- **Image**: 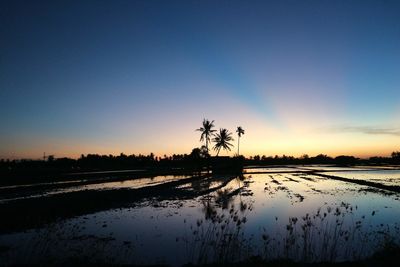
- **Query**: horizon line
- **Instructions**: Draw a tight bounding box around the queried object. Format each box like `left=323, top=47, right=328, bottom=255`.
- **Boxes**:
left=1, top=150, right=398, bottom=161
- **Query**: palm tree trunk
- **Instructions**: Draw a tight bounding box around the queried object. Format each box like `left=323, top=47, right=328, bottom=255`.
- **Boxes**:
left=237, top=137, right=240, bottom=156
left=216, top=147, right=221, bottom=156
left=206, top=137, right=208, bottom=153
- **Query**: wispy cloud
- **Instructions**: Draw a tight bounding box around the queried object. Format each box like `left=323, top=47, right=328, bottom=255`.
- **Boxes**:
left=326, top=126, right=400, bottom=136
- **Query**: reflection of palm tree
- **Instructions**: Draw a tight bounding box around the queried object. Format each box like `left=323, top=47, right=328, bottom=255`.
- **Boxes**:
left=213, top=128, right=234, bottom=156
left=216, top=188, right=234, bottom=209
left=196, top=119, right=216, bottom=154
left=236, top=126, right=245, bottom=156
left=234, top=174, right=247, bottom=212
left=202, top=199, right=217, bottom=220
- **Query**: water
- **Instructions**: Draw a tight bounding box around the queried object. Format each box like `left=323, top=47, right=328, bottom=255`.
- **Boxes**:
left=0, top=174, right=198, bottom=203
left=326, top=170, right=400, bottom=187
left=243, top=167, right=299, bottom=173
left=298, top=166, right=375, bottom=171
left=1, top=167, right=400, bottom=265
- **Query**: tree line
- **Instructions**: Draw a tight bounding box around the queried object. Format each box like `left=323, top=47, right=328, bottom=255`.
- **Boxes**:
left=2, top=151, right=400, bottom=173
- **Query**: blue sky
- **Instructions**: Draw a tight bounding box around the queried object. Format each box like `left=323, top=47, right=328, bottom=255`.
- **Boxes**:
left=1, top=0, right=400, bottom=159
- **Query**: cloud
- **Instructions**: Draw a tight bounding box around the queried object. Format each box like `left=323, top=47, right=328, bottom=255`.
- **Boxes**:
left=327, top=126, right=400, bottom=136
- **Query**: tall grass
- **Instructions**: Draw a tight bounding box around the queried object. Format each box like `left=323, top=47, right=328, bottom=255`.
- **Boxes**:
left=181, top=199, right=251, bottom=265
left=180, top=200, right=400, bottom=265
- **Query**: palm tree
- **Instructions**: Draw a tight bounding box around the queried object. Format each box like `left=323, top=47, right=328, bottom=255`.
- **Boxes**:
left=196, top=119, right=216, bottom=154
left=236, top=126, right=245, bottom=156
left=213, top=128, right=234, bottom=156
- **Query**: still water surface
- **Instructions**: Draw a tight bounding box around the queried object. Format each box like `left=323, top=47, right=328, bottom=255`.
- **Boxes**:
left=1, top=167, right=399, bottom=265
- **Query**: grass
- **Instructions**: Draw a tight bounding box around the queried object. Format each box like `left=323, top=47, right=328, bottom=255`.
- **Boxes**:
left=179, top=199, right=400, bottom=266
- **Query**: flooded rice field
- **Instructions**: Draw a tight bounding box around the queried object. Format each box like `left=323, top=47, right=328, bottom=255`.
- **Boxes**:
left=326, top=170, right=400, bottom=187
left=0, top=174, right=196, bottom=204
left=0, top=165, right=400, bottom=266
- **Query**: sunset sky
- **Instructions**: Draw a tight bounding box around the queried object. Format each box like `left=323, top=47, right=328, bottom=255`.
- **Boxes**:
left=1, top=0, right=400, bottom=159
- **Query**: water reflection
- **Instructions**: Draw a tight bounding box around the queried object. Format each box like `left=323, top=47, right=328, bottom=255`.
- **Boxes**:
left=0, top=168, right=400, bottom=266
left=326, top=170, right=400, bottom=187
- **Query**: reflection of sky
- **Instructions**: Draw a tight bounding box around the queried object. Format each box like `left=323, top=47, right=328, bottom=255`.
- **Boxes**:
left=0, top=175, right=194, bottom=203
left=1, top=170, right=399, bottom=265
left=1, top=0, right=400, bottom=158
left=328, top=170, right=400, bottom=186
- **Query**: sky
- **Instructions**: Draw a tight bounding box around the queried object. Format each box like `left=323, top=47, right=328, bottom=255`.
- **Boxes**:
left=1, top=0, right=400, bottom=159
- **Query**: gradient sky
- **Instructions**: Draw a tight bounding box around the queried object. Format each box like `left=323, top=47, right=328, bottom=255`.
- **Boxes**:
left=1, top=0, right=400, bottom=159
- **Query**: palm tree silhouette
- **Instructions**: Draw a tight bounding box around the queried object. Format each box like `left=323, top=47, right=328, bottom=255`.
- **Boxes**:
left=196, top=119, right=216, bottom=154
left=236, top=126, right=245, bottom=156
left=213, top=128, right=234, bottom=156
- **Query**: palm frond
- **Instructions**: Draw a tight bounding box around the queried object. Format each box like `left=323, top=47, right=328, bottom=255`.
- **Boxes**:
left=236, top=126, right=245, bottom=137
left=212, top=128, right=234, bottom=154
left=196, top=119, right=216, bottom=152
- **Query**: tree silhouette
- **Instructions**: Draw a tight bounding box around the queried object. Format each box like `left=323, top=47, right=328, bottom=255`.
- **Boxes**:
left=236, top=126, right=245, bottom=156
left=190, top=145, right=210, bottom=159
left=213, top=128, right=234, bottom=156
left=392, top=151, right=400, bottom=159
left=196, top=119, right=216, bottom=154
